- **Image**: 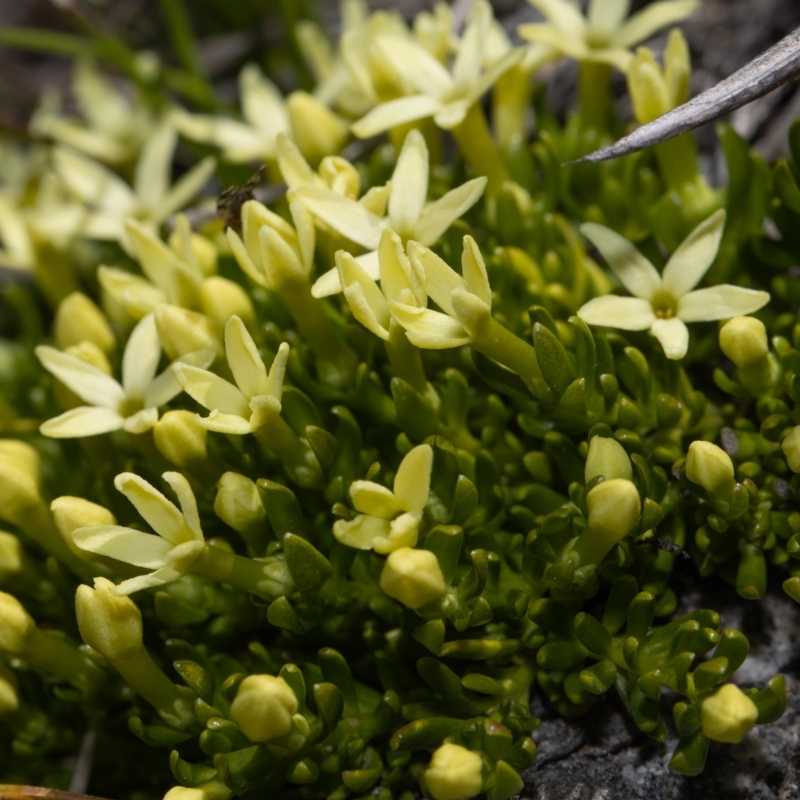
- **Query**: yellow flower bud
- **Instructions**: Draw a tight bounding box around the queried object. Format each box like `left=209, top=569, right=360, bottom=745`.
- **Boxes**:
left=719, top=316, right=768, bottom=368
left=164, top=789, right=205, bottom=800
left=319, top=156, right=361, bottom=199
left=0, top=449, right=43, bottom=528
left=0, top=531, right=23, bottom=582
left=154, top=410, right=209, bottom=470
left=584, top=436, right=632, bottom=483
left=0, top=590, right=36, bottom=653
left=781, top=426, right=800, bottom=473
left=628, top=47, right=670, bottom=125
left=214, top=472, right=265, bottom=532
left=76, top=577, right=143, bottom=662
left=168, top=228, right=218, bottom=277
left=154, top=304, right=222, bottom=360
left=0, top=663, right=19, bottom=715
left=424, top=743, right=483, bottom=800
left=685, top=440, right=735, bottom=503
left=230, top=674, right=298, bottom=742
left=700, top=683, right=758, bottom=744
left=51, top=496, right=117, bottom=560
left=200, top=276, right=256, bottom=332
left=64, top=341, right=113, bottom=374
left=379, top=547, right=446, bottom=610
left=0, top=439, right=40, bottom=478
left=54, top=292, right=116, bottom=353
left=287, top=91, right=349, bottom=166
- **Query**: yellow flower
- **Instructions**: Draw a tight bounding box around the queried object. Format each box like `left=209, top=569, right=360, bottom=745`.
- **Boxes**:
left=334, top=444, right=433, bottom=553
left=685, top=440, right=735, bottom=503
left=782, top=427, right=800, bottom=473
left=584, top=436, right=632, bottom=483
left=230, top=674, right=298, bottom=742
left=424, top=743, right=483, bottom=800
left=75, top=576, right=144, bottom=661
left=628, top=29, right=690, bottom=124
left=700, top=684, right=758, bottom=744
left=519, top=0, right=699, bottom=73
left=719, top=316, right=769, bottom=368
left=379, top=547, right=446, bottom=609
left=577, top=211, right=769, bottom=360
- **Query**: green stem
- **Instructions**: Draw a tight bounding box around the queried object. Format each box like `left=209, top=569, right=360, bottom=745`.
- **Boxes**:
left=493, top=65, right=531, bottom=150
left=24, top=629, right=107, bottom=697
left=578, top=62, right=612, bottom=132
left=254, top=414, right=322, bottom=489
left=279, top=278, right=358, bottom=388
left=385, top=319, right=429, bottom=398
left=450, top=102, right=509, bottom=195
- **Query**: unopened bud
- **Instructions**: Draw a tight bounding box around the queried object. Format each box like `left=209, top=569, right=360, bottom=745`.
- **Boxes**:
left=287, top=91, right=349, bottom=166
left=168, top=227, right=218, bottom=277
left=76, top=577, right=143, bottom=662
left=700, top=684, right=758, bottom=744
left=380, top=547, right=446, bottom=609
left=230, top=674, right=298, bottom=742
left=319, top=156, right=360, bottom=198
left=214, top=473, right=264, bottom=531
left=0, top=591, right=36, bottom=653
left=200, top=277, right=256, bottom=332
left=628, top=48, right=669, bottom=124
left=719, top=316, right=768, bottom=368
left=0, top=440, right=40, bottom=478
left=154, top=410, right=208, bottom=470
left=781, top=426, right=800, bottom=473
left=0, top=664, right=19, bottom=715
left=64, top=342, right=113, bottom=374
left=585, top=436, right=632, bottom=483
left=0, top=532, right=23, bottom=582
left=155, top=304, right=222, bottom=360
left=54, top=292, right=116, bottom=353
left=163, top=782, right=231, bottom=800
left=685, top=440, right=735, bottom=503
left=0, top=448, right=43, bottom=528
left=424, top=743, right=483, bottom=800
left=51, top=497, right=117, bottom=560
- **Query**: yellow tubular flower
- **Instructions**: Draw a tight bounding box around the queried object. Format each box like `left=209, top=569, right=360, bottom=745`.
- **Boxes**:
left=700, top=684, right=758, bottom=744
left=781, top=427, right=800, bottom=473
left=379, top=547, right=446, bottom=609
left=424, top=743, right=484, bottom=800
left=719, top=316, right=769, bottom=368
left=584, top=436, right=633, bottom=483
left=685, top=441, right=736, bottom=504
left=334, top=444, right=433, bottom=553
left=51, top=496, right=117, bottom=561
left=577, top=211, right=769, bottom=360
left=628, top=30, right=690, bottom=124
left=153, top=410, right=210, bottom=473
left=54, top=291, right=116, bottom=353
left=230, top=674, right=299, bottom=742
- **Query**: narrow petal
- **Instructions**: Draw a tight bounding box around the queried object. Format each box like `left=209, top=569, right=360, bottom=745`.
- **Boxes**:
left=678, top=286, right=770, bottom=322
left=332, top=514, right=392, bottom=550
left=198, top=410, right=253, bottom=434
left=227, top=228, right=267, bottom=287
left=40, top=406, right=124, bottom=438
left=375, top=34, right=453, bottom=97
left=615, top=0, right=699, bottom=48
left=588, top=0, right=631, bottom=32
left=389, top=302, right=471, bottom=349
left=338, top=251, right=391, bottom=339
left=373, top=511, right=422, bottom=554
left=465, top=47, right=526, bottom=107
left=292, top=186, right=387, bottom=249
left=661, top=209, right=726, bottom=298
left=350, top=481, right=403, bottom=519
left=35, top=345, right=125, bottom=408
left=388, top=129, right=429, bottom=237
left=122, top=407, right=159, bottom=434
left=114, top=472, right=193, bottom=545
left=248, top=394, right=282, bottom=430
left=312, top=265, right=344, bottom=298
left=650, top=317, right=689, bottom=360
left=265, top=342, right=290, bottom=401
left=408, top=242, right=464, bottom=316
left=379, top=229, right=425, bottom=306
left=72, top=525, right=172, bottom=568
left=413, top=177, right=487, bottom=246
left=122, top=313, right=161, bottom=399
left=433, top=100, right=471, bottom=131
left=580, top=223, right=661, bottom=299
left=276, top=134, right=319, bottom=191
left=225, top=316, right=269, bottom=399
left=359, top=183, right=391, bottom=217
left=144, top=348, right=216, bottom=409
left=393, top=443, right=433, bottom=512
left=162, top=472, right=203, bottom=540
left=517, top=24, right=590, bottom=61
left=351, top=95, right=443, bottom=139
left=155, top=157, right=216, bottom=222
left=111, top=566, right=183, bottom=596
left=172, top=364, right=250, bottom=416
left=577, top=295, right=657, bottom=330
left=461, top=235, right=492, bottom=307
left=240, top=63, right=290, bottom=137
left=452, top=0, right=490, bottom=89
left=289, top=200, right=316, bottom=274
left=134, top=121, right=175, bottom=209
left=527, top=0, right=587, bottom=35
left=52, top=146, right=135, bottom=211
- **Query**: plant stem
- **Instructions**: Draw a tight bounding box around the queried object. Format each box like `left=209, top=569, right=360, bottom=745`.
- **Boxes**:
left=253, top=414, right=323, bottom=488
left=450, top=103, right=509, bottom=195
left=385, top=319, right=429, bottom=398
left=24, top=628, right=107, bottom=697
left=578, top=62, right=612, bottom=133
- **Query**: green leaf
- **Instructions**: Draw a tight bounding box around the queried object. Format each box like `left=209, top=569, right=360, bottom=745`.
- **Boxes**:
left=736, top=544, right=766, bottom=599
left=283, top=533, right=332, bottom=595
left=169, top=750, right=218, bottom=787
left=128, top=718, right=192, bottom=748
left=319, top=647, right=359, bottom=716
left=669, top=731, right=708, bottom=776
left=472, top=350, right=532, bottom=400
left=266, top=596, right=308, bottom=634
left=305, top=425, right=338, bottom=474
left=412, top=620, right=446, bottom=654
left=391, top=376, right=438, bottom=442
left=749, top=675, right=787, bottom=724
left=533, top=322, right=575, bottom=397
left=579, top=660, right=616, bottom=695
left=574, top=612, right=611, bottom=657
left=423, top=525, right=463, bottom=585
left=488, top=760, right=524, bottom=800
left=312, top=681, right=343, bottom=732
left=173, top=660, right=214, bottom=704
left=390, top=717, right=476, bottom=751
left=257, top=479, right=307, bottom=540
left=215, top=745, right=278, bottom=793
left=527, top=598, right=573, bottom=638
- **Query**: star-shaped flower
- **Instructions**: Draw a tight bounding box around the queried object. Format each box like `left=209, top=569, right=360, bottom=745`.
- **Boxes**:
left=350, top=1, right=523, bottom=137
left=36, top=313, right=214, bottom=438
left=518, top=0, right=699, bottom=72
left=296, top=129, right=486, bottom=297
left=333, top=444, right=433, bottom=553
left=72, top=471, right=207, bottom=595
left=577, top=210, right=770, bottom=360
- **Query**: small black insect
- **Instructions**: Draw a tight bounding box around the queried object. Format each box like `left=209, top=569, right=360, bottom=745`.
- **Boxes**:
left=216, top=165, right=266, bottom=233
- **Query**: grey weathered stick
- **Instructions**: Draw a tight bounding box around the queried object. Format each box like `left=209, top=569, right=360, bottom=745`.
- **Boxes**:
left=574, top=25, right=800, bottom=164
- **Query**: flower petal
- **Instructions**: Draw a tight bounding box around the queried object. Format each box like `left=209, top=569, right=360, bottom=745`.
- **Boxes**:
left=155, top=156, right=216, bottom=222
left=122, top=313, right=161, bottom=400
left=527, top=0, right=587, bottom=35
left=338, top=250, right=391, bottom=339
left=393, top=443, right=433, bottom=512
left=144, top=348, right=216, bottom=409
left=678, top=286, right=770, bottom=322
left=198, top=410, right=254, bottom=434
left=452, top=0, right=490, bottom=89
left=408, top=242, right=464, bottom=315
left=350, top=481, right=403, bottom=518
left=134, top=120, right=175, bottom=210
left=373, top=511, right=422, bottom=554
left=225, top=316, right=269, bottom=400
left=114, top=472, right=193, bottom=545
left=388, top=129, right=429, bottom=237
left=433, top=100, right=471, bottom=131
left=227, top=228, right=267, bottom=287
left=577, top=295, right=657, bottom=330
left=379, top=228, right=425, bottom=306
left=615, top=0, right=699, bottom=48
left=240, top=63, right=290, bottom=138
left=650, top=317, right=689, bottom=360
left=351, top=95, right=444, bottom=139
left=375, top=34, right=453, bottom=97
left=413, top=177, right=487, bottom=246
left=265, top=342, right=290, bottom=401
left=35, top=345, right=125, bottom=408
left=162, top=472, right=203, bottom=540
left=72, top=525, right=172, bottom=568
left=292, top=185, right=387, bottom=249
left=588, top=0, right=631, bottom=33
left=580, top=223, right=662, bottom=299
left=389, top=302, right=471, bottom=349
left=333, top=514, right=392, bottom=550
left=122, top=407, right=159, bottom=434
left=111, top=565, right=183, bottom=596
left=466, top=47, right=525, bottom=106
left=277, top=134, right=320, bottom=191
left=40, top=406, right=125, bottom=438
left=461, top=235, right=492, bottom=307
left=172, top=364, right=250, bottom=417
left=661, top=209, right=726, bottom=298
left=52, top=146, right=135, bottom=211
left=517, top=24, right=590, bottom=61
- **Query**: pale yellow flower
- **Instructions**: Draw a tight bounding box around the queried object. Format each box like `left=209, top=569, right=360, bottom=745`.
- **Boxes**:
left=577, top=211, right=769, bottom=360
